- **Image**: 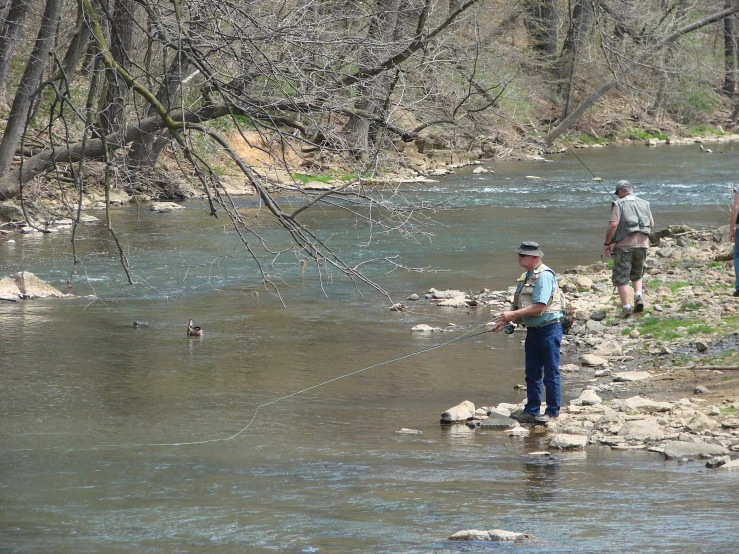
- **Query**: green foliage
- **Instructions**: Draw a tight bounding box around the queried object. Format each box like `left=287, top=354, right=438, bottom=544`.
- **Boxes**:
left=670, top=86, right=719, bottom=124
left=628, top=129, right=668, bottom=141
left=292, top=173, right=331, bottom=184
left=720, top=406, right=738, bottom=415
left=635, top=316, right=713, bottom=339
left=605, top=260, right=614, bottom=270
left=647, top=280, right=691, bottom=293
left=687, top=124, right=724, bottom=136
left=707, top=261, right=722, bottom=269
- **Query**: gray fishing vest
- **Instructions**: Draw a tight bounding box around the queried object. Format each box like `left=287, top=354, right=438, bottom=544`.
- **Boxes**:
left=512, top=262, right=562, bottom=324
left=612, top=194, right=651, bottom=244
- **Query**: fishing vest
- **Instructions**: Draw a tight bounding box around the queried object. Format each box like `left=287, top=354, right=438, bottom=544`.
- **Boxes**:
left=512, top=262, right=562, bottom=324
left=612, top=194, right=651, bottom=244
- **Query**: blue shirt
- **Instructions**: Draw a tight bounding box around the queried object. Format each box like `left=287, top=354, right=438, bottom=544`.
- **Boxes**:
left=521, top=270, right=561, bottom=328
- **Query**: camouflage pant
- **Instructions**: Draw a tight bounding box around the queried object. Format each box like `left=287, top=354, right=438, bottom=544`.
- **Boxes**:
left=611, top=247, right=647, bottom=287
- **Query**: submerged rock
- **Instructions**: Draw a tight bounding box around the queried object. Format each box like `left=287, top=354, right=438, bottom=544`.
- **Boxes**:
left=448, top=529, right=534, bottom=542
left=662, top=441, right=729, bottom=460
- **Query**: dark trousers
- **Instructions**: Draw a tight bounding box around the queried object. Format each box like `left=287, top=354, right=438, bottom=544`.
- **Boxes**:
left=524, top=322, right=562, bottom=417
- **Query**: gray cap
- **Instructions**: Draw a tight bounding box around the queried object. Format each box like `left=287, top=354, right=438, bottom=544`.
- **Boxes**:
left=613, top=180, right=632, bottom=194
left=515, top=241, right=544, bottom=257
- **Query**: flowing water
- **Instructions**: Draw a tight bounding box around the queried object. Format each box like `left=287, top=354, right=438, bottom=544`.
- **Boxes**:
left=1, top=145, right=739, bottom=553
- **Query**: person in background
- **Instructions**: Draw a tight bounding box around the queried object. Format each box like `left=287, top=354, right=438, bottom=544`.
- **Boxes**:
left=603, top=180, right=654, bottom=318
left=730, top=184, right=739, bottom=297
left=492, top=241, right=562, bottom=425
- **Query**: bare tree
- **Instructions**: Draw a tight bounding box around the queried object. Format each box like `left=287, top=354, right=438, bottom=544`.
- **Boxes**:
left=0, top=0, right=31, bottom=111
left=0, top=0, right=63, bottom=180
left=723, top=4, right=738, bottom=95
left=546, top=0, right=739, bottom=144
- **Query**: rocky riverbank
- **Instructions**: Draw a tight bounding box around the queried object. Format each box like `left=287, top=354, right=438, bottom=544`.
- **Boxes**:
left=412, top=224, right=739, bottom=469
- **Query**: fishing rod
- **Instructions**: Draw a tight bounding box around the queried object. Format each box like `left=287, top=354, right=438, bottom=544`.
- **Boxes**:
left=566, top=145, right=617, bottom=199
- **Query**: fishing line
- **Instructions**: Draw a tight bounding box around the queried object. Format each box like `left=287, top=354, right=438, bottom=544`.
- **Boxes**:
left=566, top=145, right=616, bottom=199
left=7, top=321, right=495, bottom=453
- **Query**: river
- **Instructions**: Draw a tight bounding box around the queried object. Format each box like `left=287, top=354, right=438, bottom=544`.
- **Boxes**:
left=1, top=144, right=738, bottom=553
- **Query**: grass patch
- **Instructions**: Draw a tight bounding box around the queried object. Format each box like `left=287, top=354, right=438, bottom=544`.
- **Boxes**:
left=605, top=260, right=614, bottom=270
left=707, top=261, right=723, bottom=269
left=291, top=173, right=331, bottom=184
left=635, top=316, right=714, bottom=339
left=647, top=280, right=692, bottom=293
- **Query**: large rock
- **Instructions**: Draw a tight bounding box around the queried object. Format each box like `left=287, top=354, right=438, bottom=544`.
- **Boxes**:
left=577, top=389, right=602, bottom=406
left=436, top=297, right=470, bottom=308
left=583, top=320, right=609, bottom=334
left=0, top=272, right=66, bottom=300
left=591, top=341, right=623, bottom=357
left=549, top=434, right=588, bottom=449
left=623, top=396, right=673, bottom=413
left=613, top=371, right=652, bottom=382
left=448, top=529, right=534, bottom=542
left=685, top=413, right=719, bottom=433
left=617, top=419, right=665, bottom=442
left=662, top=440, right=729, bottom=460
left=580, top=354, right=608, bottom=367
left=480, top=411, right=516, bottom=429
left=441, top=400, right=475, bottom=423
left=427, top=288, right=465, bottom=299
left=150, top=202, right=185, bottom=212
left=0, top=201, right=24, bottom=222
left=0, top=276, right=23, bottom=301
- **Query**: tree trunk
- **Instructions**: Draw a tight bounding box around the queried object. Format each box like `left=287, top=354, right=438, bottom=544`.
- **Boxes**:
left=126, top=55, right=191, bottom=168
left=341, top=0, right=402, bottom=153
left=99, top=0, right=135, bottom=136
left=0, top=0, right=31, bottom=111
left=723, top=0, right=737, bottom=96
left=556, top=0, right=593, bottom=117
left=523, top=0, right=558, bottom=57
left=0, top=0, right=63, bottom=196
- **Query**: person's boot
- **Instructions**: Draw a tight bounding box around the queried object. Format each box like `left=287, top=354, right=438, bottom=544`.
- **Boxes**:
left=616, top=307, right=631, bottom=319
left=633, top=296, right=644, bottom=313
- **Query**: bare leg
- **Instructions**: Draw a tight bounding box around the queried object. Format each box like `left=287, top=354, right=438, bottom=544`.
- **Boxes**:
left=632, top=279, right=642, bottom=295
left=617, top=284, right=632, bottom=307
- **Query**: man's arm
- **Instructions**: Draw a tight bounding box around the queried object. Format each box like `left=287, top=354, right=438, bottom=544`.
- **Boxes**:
left=730, top=189, right=739, bottom=243
left=493, top=303, right=547, bottom=332
left=604, top=220, right=618, bottom=255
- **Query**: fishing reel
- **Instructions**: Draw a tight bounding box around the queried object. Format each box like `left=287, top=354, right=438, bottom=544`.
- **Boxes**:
left=504, top=323, right=516, bottom=334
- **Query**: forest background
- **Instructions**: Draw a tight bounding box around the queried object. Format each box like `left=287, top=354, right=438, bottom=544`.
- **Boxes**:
left=0, top=0, right=738, bottom=294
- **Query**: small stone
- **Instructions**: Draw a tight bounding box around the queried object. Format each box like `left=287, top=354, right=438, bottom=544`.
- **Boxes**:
left=629, top=330, right=640, bottom=339
left=705, top=455, right=731, bottom=469
left=580, top=354, right=608, bottom=367
left=653, top=304, right=663, bottom=312
left=694, top=385, right=709, bottom=395
left=589, top=311, right=607, bottom=321
left=406, top=293, right=419, bottom=301
left=695, top=341, right=708, bottom=352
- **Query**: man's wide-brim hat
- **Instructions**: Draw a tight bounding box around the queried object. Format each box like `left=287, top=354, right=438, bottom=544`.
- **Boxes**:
left=613, top=179, right=632, bottom=194
left=515, top=241, right=544, bottom=257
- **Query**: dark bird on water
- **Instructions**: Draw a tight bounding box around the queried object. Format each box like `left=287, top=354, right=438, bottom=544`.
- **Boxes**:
left=187, top=319, right=203, bottom=336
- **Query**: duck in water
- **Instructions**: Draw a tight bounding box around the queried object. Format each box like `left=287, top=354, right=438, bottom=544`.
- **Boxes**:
left=187, top=319, right=203, bottom=337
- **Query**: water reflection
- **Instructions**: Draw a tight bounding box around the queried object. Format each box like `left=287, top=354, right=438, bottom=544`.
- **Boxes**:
left=522, top=454, right=561, bottom=503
